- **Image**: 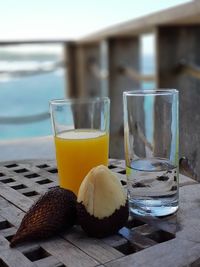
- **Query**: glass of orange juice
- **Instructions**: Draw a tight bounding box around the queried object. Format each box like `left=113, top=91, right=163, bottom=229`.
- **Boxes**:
left=50, top=97, right=110, bottom=195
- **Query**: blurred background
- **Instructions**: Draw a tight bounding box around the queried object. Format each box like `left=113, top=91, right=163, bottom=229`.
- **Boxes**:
left=0, top=0, right=190, bottom=140
left=1, top=0, right=200, bottom=178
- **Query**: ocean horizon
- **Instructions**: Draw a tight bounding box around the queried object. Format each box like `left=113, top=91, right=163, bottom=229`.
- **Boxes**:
left=0, top=49, right=155, bottom=140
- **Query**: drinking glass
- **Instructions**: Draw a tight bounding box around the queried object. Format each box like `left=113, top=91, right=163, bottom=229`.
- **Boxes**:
left=50, top=97, right=110, bottom=195
left=123, top=89, right=179, bottom=216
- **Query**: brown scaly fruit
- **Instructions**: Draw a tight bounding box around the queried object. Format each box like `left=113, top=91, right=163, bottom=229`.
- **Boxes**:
left=77, top=165, right=129, bottom=238
left=10, top=187, right=76, bottom=247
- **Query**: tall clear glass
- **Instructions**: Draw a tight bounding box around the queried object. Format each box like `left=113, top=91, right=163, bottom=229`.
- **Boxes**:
left=123, top=89, right=179, bottom=217
left=50, top=97, right=110, bottom=195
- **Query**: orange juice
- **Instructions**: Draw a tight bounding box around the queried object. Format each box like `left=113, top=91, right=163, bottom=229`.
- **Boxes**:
left=55, top=129, right=109, bottom=195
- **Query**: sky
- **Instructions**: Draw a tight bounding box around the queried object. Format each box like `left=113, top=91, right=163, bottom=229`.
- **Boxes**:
left=0, top=0, right=192, bottom=55
left=0, top=0, right=191, bottom=40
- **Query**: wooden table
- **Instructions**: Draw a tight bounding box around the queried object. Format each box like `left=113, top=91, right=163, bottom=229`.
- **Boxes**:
left=0, top=159, right=200, bottom=267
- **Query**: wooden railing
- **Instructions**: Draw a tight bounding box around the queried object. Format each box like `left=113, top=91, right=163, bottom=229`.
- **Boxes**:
left=0, top=112, right=50, bottom=124
left=118, top=66, right=155, bottom=82
left=175, top=60, right=200, bottom=80
left=65, top=0, right=200, bottom=177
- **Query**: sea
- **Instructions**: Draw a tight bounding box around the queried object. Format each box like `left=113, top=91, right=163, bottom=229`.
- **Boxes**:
left=0, top=46, right=155, bottom=140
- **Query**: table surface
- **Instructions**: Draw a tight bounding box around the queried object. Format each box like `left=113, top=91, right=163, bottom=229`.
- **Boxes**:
left=0, top=158, right=199, bottom=267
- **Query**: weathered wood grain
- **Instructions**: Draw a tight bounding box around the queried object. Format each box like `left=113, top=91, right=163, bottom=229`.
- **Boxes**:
left=102, top=234, right=127, bottom=248
left=40, top=238, right=99, bottom=267
left=179, top=173, right=197, bottom=187
left=34, top=255, right=63, bottom=267
left=0, top=163, right=56, bottom=195
left=0, top=249, right=37, bottom=267
left=176, top=184, right=200, bottom=243
left=105, top=238, right=200, bottom=267
left=0, top=159, right=199, bottom=267
left=156, top=25, right=200, bottom=180
left=119, top=227, right=157, bottom=249
left=63, top=226, right=123, bottom=263
left=0, top=182, right=33, bottom=212
left=105, top=183, right=200, bottom=267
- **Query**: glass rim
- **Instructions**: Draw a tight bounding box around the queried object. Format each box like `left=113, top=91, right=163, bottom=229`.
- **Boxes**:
left=50, top=96, right=110, bottom=106
left=123, top=89, right=178, bottom=96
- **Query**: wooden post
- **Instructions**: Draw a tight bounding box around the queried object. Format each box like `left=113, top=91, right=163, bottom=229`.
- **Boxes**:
left=64, top=42, right=106, bottom=128
left=107, top=37, right=140, bottom=159
left=100, top=40, right=109, bottom=97
left=64, top=42, right=101, bottom=98
left=64, top=42, right=79, bottom=98
left=156, top=25, right=200, bottom=178
left=77, top=44, right=101, bottom=98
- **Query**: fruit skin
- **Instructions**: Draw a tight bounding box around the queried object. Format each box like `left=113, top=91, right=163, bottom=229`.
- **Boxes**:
left=10, top=187, right=77, bottom=247
left=77, top=165, right=129, bottom=238
left=77, top=201, right=129, bottom=238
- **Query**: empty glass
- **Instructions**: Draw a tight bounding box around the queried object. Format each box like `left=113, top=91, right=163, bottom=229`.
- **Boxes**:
left=123, top=89, right=179, bottom=216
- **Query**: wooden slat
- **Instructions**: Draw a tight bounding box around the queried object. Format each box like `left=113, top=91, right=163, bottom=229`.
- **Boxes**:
left=119, top=227, right=157, bottom=249
left=0, top=227, right=16, bottom=239
left=0, top=182, right=33, bottom=212
left=179, top=173, right=197, bottom=187
left=105, top=239, right=200, bottom=267
left=176, top=184, right=200, bottom=243
left=63, top=227, right=123, bottom=264
left=132, top=214, right=177, bottom=236
left=134, top=224, right=157, bottom=236
left=0, top=235, right=10, bottom=250
left=0, top=196, right=25, bottom=226
left=0, top=248, right=37, bottom=267
left=102, top=235, right=127, bottom=248
left=40, top=238, right=99, bottom=267
left=34, top=255, right=63, bottom=267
